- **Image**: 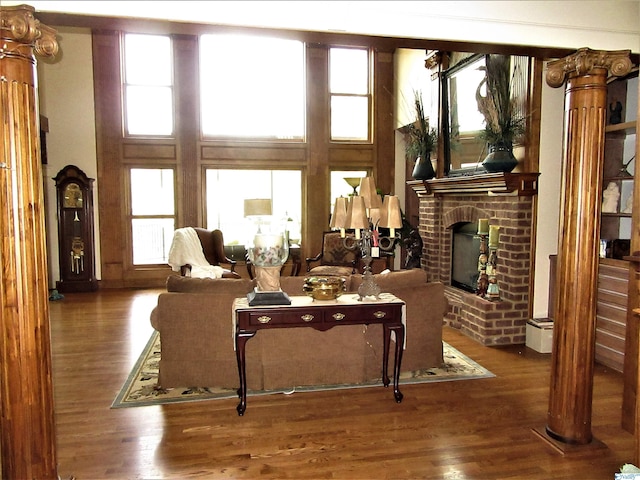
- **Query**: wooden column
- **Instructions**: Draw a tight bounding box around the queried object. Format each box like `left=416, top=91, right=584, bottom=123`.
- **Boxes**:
left=544, top=48, right=631, bottom=445
left=0, top=5, right=59, bottom=478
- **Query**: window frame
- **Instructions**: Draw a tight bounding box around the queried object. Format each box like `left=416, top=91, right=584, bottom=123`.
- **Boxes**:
left=126, top=166, right=177, bottom=267
left=198, top=33, right=307, bottom=142
left=203, top=167, right=304, bottom=248
left=121, top=32, right=176, bottom=138
left=328, top=46, right=373, bottom=143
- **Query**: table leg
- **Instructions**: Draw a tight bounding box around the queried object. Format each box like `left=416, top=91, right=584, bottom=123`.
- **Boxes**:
left=235, top=331, right=255, bottom=416
left=391, top=324, right=404, bottom=403
left=382, top=324, right=391, bottom=387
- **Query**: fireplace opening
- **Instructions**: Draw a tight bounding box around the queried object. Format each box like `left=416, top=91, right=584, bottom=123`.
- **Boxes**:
left=451, top=222, right=480, bottom=293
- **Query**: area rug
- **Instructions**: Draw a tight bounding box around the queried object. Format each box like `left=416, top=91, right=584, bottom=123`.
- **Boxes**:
left=112, top=331, right=495, bottom=408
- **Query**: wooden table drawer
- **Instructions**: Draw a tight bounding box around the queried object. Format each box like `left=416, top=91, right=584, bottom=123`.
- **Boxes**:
left=246, top=309, right=321, bottom=327
left=321, top=304, right=399, bottom=324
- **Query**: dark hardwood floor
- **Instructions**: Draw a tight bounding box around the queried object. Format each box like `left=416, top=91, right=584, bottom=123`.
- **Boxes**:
left=49, top=288, right=635, bottom=479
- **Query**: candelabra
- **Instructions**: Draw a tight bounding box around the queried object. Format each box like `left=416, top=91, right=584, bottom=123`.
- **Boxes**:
left=332, top=177, right=402, bottom=301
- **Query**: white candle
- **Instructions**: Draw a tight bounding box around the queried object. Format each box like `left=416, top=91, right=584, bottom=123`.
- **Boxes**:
left=489, top=225, right=500, bottom=248
left=355, top=229, right=361, bottom=240
left=478, top=218, right=489, bottom=235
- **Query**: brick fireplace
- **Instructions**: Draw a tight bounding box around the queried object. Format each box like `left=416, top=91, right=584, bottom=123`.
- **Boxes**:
left=410, top=173, right=539, bottom=346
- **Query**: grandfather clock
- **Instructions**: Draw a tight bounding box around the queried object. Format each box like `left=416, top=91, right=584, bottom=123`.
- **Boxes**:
left=54, top=165, right=98, bottom=292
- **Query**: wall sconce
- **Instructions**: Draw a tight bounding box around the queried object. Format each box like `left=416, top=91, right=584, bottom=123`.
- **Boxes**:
left=331, top=177, right=402, bottom=300
left=244, top=198, right=290, bottom=306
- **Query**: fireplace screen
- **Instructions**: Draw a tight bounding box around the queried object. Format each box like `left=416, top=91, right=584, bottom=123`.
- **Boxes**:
left=451, top=222, right=480, bottom=293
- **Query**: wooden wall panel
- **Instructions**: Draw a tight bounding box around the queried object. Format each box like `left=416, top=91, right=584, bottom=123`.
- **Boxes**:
left=122, top=143, right=176, bottom=159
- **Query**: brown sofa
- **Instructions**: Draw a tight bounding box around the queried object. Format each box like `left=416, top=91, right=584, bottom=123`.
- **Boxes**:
left=149, top=269, right=446, bottom=391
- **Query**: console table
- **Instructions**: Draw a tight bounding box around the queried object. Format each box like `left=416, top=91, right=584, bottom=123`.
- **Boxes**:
left=233, top=294, right=405, bottom=416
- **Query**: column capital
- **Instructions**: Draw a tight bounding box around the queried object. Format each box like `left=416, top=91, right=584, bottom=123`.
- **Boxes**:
left=1, top=4, right=58, bottom=58
left=546, top=48, right=632, bottom=88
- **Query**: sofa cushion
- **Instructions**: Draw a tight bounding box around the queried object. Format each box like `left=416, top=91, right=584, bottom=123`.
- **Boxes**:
left=166, top=274, right=254, bottom=294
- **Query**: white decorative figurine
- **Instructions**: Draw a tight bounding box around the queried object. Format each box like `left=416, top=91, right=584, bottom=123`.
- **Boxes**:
left=602, top=182, right=620, bottom=213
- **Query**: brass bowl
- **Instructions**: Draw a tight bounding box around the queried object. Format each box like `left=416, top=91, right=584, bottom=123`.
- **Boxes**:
left=303, top=276, right=346, bottom=301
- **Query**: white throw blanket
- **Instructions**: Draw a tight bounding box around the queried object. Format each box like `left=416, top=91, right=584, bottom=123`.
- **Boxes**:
left=167, top=227, right=224, bottom=279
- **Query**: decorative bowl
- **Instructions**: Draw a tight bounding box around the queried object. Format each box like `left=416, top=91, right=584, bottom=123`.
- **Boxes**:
left=303, top=276, right=346, bottom=301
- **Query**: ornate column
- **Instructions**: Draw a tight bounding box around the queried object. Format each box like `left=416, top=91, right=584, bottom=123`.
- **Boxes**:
left=0, top=5, right=59, bottom=478
left=543, top=48, right=632, bottom=445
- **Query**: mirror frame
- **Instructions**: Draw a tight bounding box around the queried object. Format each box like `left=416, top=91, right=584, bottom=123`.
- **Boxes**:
left=441, top=53, right=487, bottom=177
left=441, top=52, right=531, bottom=177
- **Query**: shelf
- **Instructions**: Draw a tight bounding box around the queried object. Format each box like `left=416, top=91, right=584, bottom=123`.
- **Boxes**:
left=600, top=257, right=629, bottom=267
left=408, top=172, right=540, bottom=197
left=602, top=212, right=632, bottom=218
left=605, top=121, right=636, bottom=134
left=604, top=176, right=634, bottom=182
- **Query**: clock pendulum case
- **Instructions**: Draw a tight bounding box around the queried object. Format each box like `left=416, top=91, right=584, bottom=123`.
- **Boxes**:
left=53, top=165, right=98, bottom=292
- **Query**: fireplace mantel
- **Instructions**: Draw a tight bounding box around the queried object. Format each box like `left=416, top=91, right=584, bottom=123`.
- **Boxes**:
left=408, top=172, right=540, bottom=197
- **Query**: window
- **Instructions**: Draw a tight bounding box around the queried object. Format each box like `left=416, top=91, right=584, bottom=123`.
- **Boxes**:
left=205, top=169, right=302, bottom=245
left=329, top=47, right=370, bottom=141
left=200, top=34, right=305, bottom=139
left=130, top=168, right=175, bottom=265
left=123, top=33, right=174, bottom=136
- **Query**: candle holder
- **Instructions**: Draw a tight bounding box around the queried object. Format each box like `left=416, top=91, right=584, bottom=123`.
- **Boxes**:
left=485, top=248, right=500, bottom=301
left=476, top=233, right=489, bottom=297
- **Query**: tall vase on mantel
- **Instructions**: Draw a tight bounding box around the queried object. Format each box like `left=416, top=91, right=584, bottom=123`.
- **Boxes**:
left=481, top=141, right=518, bottom=173
left=412, top=154, right=435, bottom=180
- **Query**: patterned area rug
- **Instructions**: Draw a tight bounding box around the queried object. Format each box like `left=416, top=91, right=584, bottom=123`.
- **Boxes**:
left=112, top=332, right=495, bottom=408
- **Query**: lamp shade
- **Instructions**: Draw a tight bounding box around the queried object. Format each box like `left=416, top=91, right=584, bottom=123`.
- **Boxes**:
left=345, top=195, right=369, bottom=230
left=379, top=195, right=402, bottom=229
left=330, top=196, right=348, bottom=229
left=244, top=198, right=272, bottom=217
left=358, top=177, right=382, bottom=210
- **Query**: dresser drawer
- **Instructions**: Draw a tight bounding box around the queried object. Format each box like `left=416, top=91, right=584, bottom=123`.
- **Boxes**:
left=246, top=309, right=322, bottom=327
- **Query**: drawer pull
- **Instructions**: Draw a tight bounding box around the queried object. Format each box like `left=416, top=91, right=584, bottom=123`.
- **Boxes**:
left=301, top=314, right=314, bottom=322
left=332, top=313, right=345, bottom=321
left=257, top=315, right=271, bottom=324
left=373, top=311, right=386, bottom=319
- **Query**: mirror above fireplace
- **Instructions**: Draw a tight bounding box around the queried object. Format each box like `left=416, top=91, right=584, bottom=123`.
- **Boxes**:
left=441, top=52, right=531, bottom=177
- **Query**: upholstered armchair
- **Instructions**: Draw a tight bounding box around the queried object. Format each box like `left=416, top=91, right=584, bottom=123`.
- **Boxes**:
left=305, top=231, right=358, bottom=277
left=169, top=227, right=241, bottom=279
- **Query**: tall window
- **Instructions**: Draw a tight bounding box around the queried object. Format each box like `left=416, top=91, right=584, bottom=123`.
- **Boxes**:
left=199, top=34, right=305, bottom=139
left=329, top=47, right=370, bottom=141
left=123, top=33, right=174, bottom=136
left=130, top=168, right=175, bottom=265
left=205, top=169, right=302, bottom=245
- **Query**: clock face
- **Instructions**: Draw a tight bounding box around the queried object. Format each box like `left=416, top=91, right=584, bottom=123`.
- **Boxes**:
left=63, top=183, right=83, bottom=208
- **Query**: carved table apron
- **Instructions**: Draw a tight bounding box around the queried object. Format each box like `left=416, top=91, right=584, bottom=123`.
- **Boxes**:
left=233, top=293, right=406, bottom=416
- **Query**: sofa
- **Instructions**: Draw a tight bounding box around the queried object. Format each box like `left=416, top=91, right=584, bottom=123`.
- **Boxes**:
left=149, top=269, right=447, bottom=391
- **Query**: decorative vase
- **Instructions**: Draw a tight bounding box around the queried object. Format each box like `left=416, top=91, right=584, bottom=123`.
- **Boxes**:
left=412, top=155, right=435, bottom=180
left=482, top=142, right=518, bottom=173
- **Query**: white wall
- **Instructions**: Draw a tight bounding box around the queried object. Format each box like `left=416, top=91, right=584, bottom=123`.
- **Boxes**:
left=532, top=74, right=565, bottom=318
left=37, top=27, right=100, bottom=285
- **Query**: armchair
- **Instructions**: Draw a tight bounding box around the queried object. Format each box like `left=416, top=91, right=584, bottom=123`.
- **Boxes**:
left=168, top=227, right=241, bottom=279
left=305, top=231, right=358, bottom=277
